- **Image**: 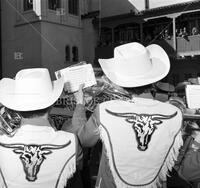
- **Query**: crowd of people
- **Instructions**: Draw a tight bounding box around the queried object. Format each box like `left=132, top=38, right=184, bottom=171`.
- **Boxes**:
left=0, top=42, right=200, bottom=188
left=97, top=24, right=200, bottom=48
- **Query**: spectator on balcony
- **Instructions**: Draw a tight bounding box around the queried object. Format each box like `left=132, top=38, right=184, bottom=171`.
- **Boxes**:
left=176, top=29, right=179, bottom=37
left=182, top=27, right=188, bottom=38
left=164, top=29, right=171, bottom=40
left=192, top=26, right=199, bottom=35
left=178, top=27, right=188, bottom=41
left=178, top=28, right=183, bottom=37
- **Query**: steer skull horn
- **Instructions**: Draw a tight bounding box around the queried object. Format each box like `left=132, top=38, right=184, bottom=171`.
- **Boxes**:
left=106, top=109, right=138, bottom=118
left=0, top=143, right=24, bottom=149
left=40, top=141, right=71, bottom=150
left=151, top=112, right=177, bottom=120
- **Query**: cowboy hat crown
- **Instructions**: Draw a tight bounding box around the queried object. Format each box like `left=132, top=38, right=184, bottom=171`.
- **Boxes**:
left=99, top=42, right=170, bottom=87
left=0, top=68, right=64, bottom=111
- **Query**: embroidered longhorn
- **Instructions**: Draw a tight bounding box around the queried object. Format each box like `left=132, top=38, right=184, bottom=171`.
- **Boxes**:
left=50, top=114, right=69, bottom=130
left=106, top=109, right=177, bottom=151
left=0, top=141, right=71, bottom=181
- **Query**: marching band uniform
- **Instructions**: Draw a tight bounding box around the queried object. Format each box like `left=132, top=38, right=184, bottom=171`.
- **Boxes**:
left=77, top=42, right=184, bottom=188
left=0, top=68, right=83, bottom=188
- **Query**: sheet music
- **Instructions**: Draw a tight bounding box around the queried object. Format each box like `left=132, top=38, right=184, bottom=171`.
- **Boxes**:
left=185, top=85, right=200, bottom=109
left=55, top=64, right=96, bottom=93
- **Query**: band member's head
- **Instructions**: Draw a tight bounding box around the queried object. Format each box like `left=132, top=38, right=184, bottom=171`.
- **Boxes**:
left=0, top=68, right=64, bottom=116
left=98, top=42, right=170, bottom=95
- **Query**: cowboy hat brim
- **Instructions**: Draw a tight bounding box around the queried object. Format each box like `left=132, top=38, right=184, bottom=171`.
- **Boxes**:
left=99, top=44, right=170, bottom=88
left=175, top=81, right=190, bottom=91
left=0, top=77, right=64, bottom=111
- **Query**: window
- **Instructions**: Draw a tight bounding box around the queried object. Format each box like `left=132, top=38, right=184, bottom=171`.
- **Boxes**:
left=48, top=0, right=61, bottom=11
left=65, top=45, right=70, bottom=62
left=127, top=29, right=133, bottom=42
left=72, top=46, right=78, bottom=62
left=24, top=0, right=33, bottom=11
left=68, top=0, right=79, bottom=16
left=119, top=31, right=125, bottom=42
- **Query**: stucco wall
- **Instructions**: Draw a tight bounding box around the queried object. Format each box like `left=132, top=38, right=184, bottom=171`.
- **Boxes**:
left=1, top=0, right=41, bottom=78
left=1, top=0, right=85, bottom=78
left=41, top=22, right=83, bottom=79
left=82, top=19, right=98, bottom=65
left=1, top=0, right=133, bottom=78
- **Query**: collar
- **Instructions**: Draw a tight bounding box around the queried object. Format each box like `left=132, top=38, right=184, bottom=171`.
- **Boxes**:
left=21, top=116, right=52, bottom=127
left=131, top=92, right=154, bottom=100
left=129, top=92, right=158, bottom=106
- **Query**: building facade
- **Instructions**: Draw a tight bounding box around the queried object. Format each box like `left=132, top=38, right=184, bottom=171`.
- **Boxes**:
left=1, top=0, right=84, bottom=77
left=1, top=0, right=134, bottom=78
left=2, top=0, right=199, bottom=84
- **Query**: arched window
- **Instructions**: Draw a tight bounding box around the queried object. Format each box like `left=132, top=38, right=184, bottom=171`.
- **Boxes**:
left=72, top=46, right=78, bottom=62
left=65, top=45, right=70, bottom=62
left=68, top=0, right=79, bottom=15
left=48, top=0, right=61, bottom=10
left=24, top=0, right=33, bottom=11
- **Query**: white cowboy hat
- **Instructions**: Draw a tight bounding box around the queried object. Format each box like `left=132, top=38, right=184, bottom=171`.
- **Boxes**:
left=0, top=68, right=64, bottom=111
left=99, top=42, right=170, bottom=87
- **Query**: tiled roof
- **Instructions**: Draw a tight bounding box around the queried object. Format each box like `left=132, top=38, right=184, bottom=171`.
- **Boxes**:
left=92, top=0, right=200, bottom=24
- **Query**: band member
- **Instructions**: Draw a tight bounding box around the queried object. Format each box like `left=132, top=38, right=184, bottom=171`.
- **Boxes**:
left=0, top=68, right=83, bottom=188
left=76, top=42, right=183, bottom=188
left=178, top=121, right=200, bottom=188
left=154, top=81, right=175, bottom=102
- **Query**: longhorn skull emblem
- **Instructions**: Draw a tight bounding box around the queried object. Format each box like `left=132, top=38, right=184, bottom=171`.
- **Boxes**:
left=106, top=109, right=177, bottom=151
left=0, top=141, right=71, bottom=181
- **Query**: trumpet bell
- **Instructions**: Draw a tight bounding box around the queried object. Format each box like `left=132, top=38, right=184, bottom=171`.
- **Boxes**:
left=0, top=106, right=21, bottom=136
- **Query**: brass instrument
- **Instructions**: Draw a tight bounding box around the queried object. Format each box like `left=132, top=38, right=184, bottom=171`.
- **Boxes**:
left=84, top=76, right=131, bottom=112
left=55, top=75, right=132, bottom=113
left=0, top=106, right=21, bottom=136
left=169, top=96, right=200, bottom=136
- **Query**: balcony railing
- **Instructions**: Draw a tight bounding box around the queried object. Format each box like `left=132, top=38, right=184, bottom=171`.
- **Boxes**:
left=95, top=35, right=200, bottom=61
left=176, top=35, right=200, bottom=57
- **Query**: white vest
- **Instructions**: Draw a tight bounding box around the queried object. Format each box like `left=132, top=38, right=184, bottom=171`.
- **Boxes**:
left=98, top=98, right=183, bottom=188
left=0, top=125, right=76, bottom=188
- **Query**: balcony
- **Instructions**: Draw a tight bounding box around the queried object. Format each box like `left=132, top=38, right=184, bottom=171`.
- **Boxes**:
left=95, top=35, right=200, bottom=62
left=176, top=35, right=200, bottom=57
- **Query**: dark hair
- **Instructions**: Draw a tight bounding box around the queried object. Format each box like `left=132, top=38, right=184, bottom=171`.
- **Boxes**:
left=19, top=107, right=51, bottom=119
left=123, top=84, right=153, bottom=95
